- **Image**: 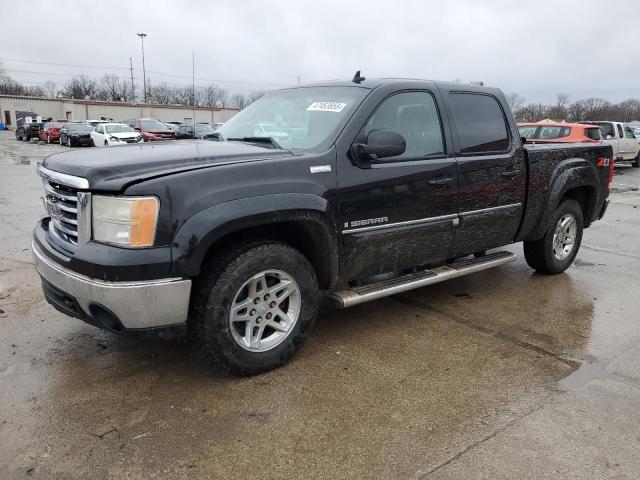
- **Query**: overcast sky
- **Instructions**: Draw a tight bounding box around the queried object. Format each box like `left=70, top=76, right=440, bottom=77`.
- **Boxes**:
left=2, top=0, right=639, bottom=104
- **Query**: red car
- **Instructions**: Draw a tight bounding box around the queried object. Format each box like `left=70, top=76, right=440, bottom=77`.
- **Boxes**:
left=129, top=118, right=176, bottom=142
left=518, top=122, right=603, bottom=143
left=38, top=121, right=63, bottom=143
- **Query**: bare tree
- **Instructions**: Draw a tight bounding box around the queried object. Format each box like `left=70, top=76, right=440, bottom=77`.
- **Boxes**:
left=505, top=93, right=526, bottom=112
left=61, top=75, right=98, bottom=99
left=98, top=74, right=130, bottom=102
left=43, top=80, right=57, bottom=98
left=231, top=93, right=247, bottom=110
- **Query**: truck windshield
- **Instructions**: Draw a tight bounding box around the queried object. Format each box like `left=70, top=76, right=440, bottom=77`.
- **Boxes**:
left=518, top=126, right=538, bottom=138
left=594, top=122, right=614, bottom=137
left=217, top=86, right=368, bottom=150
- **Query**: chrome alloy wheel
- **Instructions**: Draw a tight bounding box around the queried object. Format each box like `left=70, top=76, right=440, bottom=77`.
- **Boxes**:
left=552, top=213, right=577, bottom=261
left=229, top=270, right=301, bottom=352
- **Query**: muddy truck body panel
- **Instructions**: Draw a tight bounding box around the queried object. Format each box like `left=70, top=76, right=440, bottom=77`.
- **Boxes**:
left=31, top=78, right=611, bottom=372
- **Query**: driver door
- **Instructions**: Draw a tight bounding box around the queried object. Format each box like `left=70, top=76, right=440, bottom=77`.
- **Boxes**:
left=337, top=90, right=459, bottom=281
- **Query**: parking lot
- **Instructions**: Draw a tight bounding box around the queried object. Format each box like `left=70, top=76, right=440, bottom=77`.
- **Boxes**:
left=1, top=130, right=640, bottom=479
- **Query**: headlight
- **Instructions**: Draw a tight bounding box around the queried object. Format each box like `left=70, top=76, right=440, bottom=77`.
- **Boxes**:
left=92, top=196, right=159, bottom=247
left=136, top=136, right=143, bottom=142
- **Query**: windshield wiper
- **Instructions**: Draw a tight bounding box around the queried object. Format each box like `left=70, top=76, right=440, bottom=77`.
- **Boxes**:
left=227, top=136, right=282, bottom=149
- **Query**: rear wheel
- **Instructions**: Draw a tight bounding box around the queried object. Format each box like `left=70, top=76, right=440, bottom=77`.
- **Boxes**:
left=191, top=241, right=319, bottom=375
left=524, top=199, right=583, bottom=274
left=633, top=152, right=639, bottom=168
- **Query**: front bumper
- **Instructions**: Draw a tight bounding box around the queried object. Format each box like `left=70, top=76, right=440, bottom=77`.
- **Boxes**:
left=32, top=241, right=191, bottom=331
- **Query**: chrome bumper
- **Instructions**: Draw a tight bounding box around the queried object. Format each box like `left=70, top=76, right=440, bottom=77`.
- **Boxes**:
left=32, top=241, right=192, bottom=330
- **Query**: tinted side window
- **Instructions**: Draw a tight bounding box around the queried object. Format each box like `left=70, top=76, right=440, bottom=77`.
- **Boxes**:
left=449, top=93, right=510, bottom=154
left=363, top=91, right=445, bottom=160
left=585, top=128, right=601, bottom=141
left=624, top=127, right=635, bottom=139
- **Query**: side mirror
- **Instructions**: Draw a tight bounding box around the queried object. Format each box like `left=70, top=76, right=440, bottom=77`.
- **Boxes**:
left=352, top=130, right=406, bottom=164
left=606, top=135, right=613, bottom=140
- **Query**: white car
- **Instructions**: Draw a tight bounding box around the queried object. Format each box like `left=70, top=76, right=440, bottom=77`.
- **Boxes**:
left=91, top=123, right=143, bottom=147
left=579, top=121, right=640, bottom=167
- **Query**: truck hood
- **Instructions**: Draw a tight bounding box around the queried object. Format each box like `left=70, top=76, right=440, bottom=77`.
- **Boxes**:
left=43, top=140, right=294, bottom=191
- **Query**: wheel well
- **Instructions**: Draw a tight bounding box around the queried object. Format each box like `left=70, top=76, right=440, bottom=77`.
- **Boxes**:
left=561, top=186, right=595, bottom=226
left=200, top=220, right=338, bottom=290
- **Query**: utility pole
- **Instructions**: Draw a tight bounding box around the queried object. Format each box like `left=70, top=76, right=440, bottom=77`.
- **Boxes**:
left=192, top=50, right=196, bottom=131
left=129, top=57, right=135, bottom=102
left=297, top=75, right=301, bottom=84
left=137, top=33, right=147, bottom=103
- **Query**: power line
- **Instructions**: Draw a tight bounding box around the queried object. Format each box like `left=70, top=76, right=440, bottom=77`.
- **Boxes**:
left=3, top=67, right=271, bottom=93
left=0, top=57, right=292, bottom=88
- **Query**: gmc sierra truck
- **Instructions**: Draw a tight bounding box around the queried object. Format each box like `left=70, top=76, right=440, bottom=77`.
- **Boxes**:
left=32, top=77, right=613, bottom=375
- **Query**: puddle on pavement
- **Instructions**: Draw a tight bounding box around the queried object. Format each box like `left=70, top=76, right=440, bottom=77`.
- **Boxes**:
left=6, top=151, right=43, bottom=166
left=558, top=362, right=612, bottom=391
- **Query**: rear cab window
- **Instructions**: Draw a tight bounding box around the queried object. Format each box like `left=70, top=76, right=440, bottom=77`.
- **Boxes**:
left=585, top=127, right=602, bottom=141
left=448, top=93, right=510, bottom=154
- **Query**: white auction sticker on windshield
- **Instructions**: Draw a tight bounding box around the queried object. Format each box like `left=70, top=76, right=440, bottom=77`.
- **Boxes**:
left=307, top=102, right=347, bottom=112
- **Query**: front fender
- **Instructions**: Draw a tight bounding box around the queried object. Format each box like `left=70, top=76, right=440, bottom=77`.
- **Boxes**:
left=171, top=193, right=334, bottom=277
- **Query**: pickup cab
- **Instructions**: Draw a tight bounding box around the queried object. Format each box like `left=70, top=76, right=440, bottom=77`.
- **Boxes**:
left=32, top=77, right=613, bottom=375
left=579, top=121, right=640, bottom=167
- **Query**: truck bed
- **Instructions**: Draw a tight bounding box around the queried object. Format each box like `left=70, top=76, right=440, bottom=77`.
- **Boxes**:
left=517, top=142, right=612, bottom=242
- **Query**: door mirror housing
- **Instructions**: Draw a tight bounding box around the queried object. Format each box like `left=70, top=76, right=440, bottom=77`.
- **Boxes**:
left=351, top=130, right=406, bottom=165
left=606, top=134, right=613, bottom=140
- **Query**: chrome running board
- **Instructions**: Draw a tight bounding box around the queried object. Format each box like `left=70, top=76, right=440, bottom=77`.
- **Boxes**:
left=328, top=251, right=517, bottom=308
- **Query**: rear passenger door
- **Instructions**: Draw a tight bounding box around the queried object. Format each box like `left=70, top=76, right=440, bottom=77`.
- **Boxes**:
left=442, top=89, right=526, bottom=257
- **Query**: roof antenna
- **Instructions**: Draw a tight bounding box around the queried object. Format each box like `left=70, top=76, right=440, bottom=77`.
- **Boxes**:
left=352, top=70, right=365, bottom=84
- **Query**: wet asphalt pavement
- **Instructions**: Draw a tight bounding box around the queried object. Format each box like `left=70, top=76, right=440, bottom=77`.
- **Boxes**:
left=1, top=130, right=639, bottom=479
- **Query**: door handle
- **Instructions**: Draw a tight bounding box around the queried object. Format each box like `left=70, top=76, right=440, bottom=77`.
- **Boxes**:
left=500, top=170, right=520, bottom=178
left=428, top=177, right=454, bottom=186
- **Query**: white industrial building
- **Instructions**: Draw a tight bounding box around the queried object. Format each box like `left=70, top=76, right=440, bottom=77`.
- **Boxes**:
left=0, top=94, right=238, bottom=128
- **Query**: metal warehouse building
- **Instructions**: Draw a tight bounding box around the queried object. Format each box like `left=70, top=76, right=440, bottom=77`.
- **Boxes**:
left=0, top=95, right=238, bottom=128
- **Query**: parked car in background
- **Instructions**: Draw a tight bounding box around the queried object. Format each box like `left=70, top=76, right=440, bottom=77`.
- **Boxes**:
left=164, top=122, right=181, bottom=134
left=15, top=114, right=44, bottom=141
left=38, top=121, right=63, bottom=143
left=579, top=121, right=640, bottom=167
left=176, top=123, right=218, bottom=139
left=518, top=122, right=602, bottom=143
left=59, top=122, right=95, bottom=147
left=90, top=123, right=143, bottom=147
left=128, top=118, right=176, bottom=142
left=86, top=119, right=111, bottom=127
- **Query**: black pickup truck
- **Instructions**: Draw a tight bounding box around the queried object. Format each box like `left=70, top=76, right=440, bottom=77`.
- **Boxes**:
left=32, top=77, right=613, bottom=375
left=15, top=114, right=45, bottom=141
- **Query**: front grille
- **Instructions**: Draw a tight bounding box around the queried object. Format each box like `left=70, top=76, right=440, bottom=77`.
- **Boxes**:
left=44, top=180, right=79, bottom=245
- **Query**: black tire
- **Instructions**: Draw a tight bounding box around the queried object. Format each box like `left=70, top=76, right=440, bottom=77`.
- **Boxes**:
left=191, top=241, right=319, bottom=375
left=524, top=199, right=583, bottom=274
left=633, top=153, right=639, bottom=168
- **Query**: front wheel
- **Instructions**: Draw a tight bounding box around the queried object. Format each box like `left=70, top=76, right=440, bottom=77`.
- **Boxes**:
left=524, top=199, right=584, bottom=274
left=633, top=152, right=639, bottom=168
left=191, top=241, right=319, bottom=375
